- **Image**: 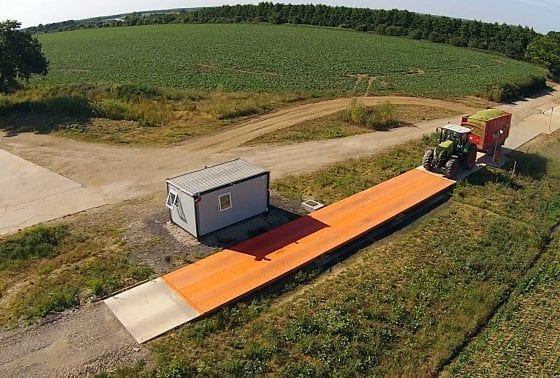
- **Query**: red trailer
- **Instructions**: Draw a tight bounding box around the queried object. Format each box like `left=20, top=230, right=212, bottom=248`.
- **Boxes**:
left=461, top=108, right=512, bottom=153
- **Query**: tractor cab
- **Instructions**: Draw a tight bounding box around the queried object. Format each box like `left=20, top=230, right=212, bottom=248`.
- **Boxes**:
left=437, top=124, right=472, bottom=152
left=424, top=124, right=477, bottom=178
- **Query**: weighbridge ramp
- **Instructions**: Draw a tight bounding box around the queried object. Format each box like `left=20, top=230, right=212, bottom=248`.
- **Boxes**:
left=105, top=168, right=454, bottom=343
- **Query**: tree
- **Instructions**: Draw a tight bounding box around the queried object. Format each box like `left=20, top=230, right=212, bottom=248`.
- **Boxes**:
left=0, top=20, right=48, bottom=93
left=526, top=32, right=560, bottom=81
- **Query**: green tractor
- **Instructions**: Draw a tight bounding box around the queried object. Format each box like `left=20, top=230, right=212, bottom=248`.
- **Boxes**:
left=423, top=125, right=477, bottom=178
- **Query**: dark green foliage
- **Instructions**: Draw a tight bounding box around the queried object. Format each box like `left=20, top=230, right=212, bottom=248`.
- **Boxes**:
left=0, top=21, right=48, bottom=92
left=480, top=74, right=547, bottom=102
left=27, top=287, right=78, bottom=318
left=0, top=225, right=67, bottom=262
left=526, top=32, right=560, bottom=81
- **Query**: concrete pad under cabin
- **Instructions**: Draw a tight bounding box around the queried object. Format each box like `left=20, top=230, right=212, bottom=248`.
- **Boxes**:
left=0, top=149, right=106, bottom=236
left=104, top=278, right=201, bottom=343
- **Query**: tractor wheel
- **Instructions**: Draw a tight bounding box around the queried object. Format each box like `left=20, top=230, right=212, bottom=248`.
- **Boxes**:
left=461, top=144, right=477, bottom=170
left=423, top=150, right=435, bottom=171
left=444, top=158, right=459, bottom=178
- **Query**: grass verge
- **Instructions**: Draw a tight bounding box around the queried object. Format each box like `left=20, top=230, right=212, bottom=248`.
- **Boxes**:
left=0, top=84, right=310, bottom=145
left=271, top=133, right=438, bottom=203
left=0, top=198, right=154, bottom=326
left=246, top=103, right=461, bottom=146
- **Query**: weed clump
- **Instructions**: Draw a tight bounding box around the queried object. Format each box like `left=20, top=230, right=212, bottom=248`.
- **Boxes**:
left=0, top=225, right=67, bottom=264
left=341, top=99, right=398, bottom=130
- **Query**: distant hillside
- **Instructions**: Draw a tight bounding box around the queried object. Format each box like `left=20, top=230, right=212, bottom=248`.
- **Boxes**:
left=24, top=3, right=541, bottom=63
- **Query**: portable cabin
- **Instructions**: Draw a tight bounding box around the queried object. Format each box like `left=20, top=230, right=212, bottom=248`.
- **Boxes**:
left=165, top=159, right=269, bottom=238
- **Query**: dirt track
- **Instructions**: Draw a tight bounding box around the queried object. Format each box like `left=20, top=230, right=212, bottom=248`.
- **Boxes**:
left=0, top=96, right=476, bottom=203
left=2, top=92, right=558, bottom=206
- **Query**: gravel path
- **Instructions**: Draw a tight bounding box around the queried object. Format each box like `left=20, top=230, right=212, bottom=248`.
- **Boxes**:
left=0, top=303, right=147, bottom=377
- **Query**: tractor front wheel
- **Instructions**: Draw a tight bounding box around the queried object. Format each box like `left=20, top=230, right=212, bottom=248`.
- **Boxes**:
left=444, top=158, right=459, bottom=178
left=423, top=150, right=435, bottom=171
left=461, top=144, right=477, bottom=170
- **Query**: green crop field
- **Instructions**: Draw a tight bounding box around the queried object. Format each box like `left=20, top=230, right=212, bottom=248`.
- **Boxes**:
left=36, top=23, right=545, bottom=98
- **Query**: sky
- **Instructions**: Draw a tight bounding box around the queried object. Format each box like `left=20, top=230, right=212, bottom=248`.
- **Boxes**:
left=0, top=0, right=558, bottom=33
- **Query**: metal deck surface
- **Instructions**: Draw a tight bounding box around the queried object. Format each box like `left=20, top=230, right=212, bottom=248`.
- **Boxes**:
left=108, top=169, right=454, bottom=342
left=163, top=169, right=454, bottom=313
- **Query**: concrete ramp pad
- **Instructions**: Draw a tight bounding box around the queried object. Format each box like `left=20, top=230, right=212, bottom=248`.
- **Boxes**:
left=104, top=278, right=201, bottom=343
left=0, top=149, right=106, bottom=235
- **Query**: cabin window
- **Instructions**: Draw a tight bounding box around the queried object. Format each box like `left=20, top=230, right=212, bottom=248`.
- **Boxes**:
left=219, top=192, right=232, bottom=211
left=166, top=190, right=178, bottom=209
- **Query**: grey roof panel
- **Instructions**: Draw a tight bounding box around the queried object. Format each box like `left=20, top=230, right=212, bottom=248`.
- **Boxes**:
left=167, top=159, right=268, bottom=196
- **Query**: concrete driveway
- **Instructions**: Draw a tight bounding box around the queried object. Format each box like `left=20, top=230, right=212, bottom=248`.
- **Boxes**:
left=0, top=149, right=105, bottom=236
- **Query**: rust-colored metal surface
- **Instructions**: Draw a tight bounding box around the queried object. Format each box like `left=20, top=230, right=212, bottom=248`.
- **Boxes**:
left=163, top=169, right=454, bottom=314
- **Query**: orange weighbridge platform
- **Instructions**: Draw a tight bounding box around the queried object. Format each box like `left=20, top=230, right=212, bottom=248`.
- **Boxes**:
left=105, top=168, right=454, bottom=343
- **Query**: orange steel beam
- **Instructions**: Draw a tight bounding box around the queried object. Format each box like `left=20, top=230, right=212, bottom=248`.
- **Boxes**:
left=163, top=169, right=454, bottom=314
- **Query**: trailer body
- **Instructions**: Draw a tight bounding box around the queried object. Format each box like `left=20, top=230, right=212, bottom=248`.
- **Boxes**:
left=461, top=109, right=512, bottom=153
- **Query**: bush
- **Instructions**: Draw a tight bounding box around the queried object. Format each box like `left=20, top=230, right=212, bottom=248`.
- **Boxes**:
left=94, top=99, right=130, bottom=120
left=0, top=84, right=173, bottom=128
left=408, top=29, right=423, bottom=40
left=481, top=75, right=546, bottom=102
left=22, top=286, right=79, bottom=319
left=385, top=26, right=404, bottom=36
left=42, top=96, right=92, bottom=117
left=113, top=84, right=165, bottom=102
left=341, top=99, right=397, bottom=130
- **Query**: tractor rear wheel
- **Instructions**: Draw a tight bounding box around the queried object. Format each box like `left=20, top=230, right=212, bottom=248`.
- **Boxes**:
left=461, top=144, right=477, bottom=170
left=423, top=150, right=435, bottom=171
left=444, top=158, right=459, bottom=178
